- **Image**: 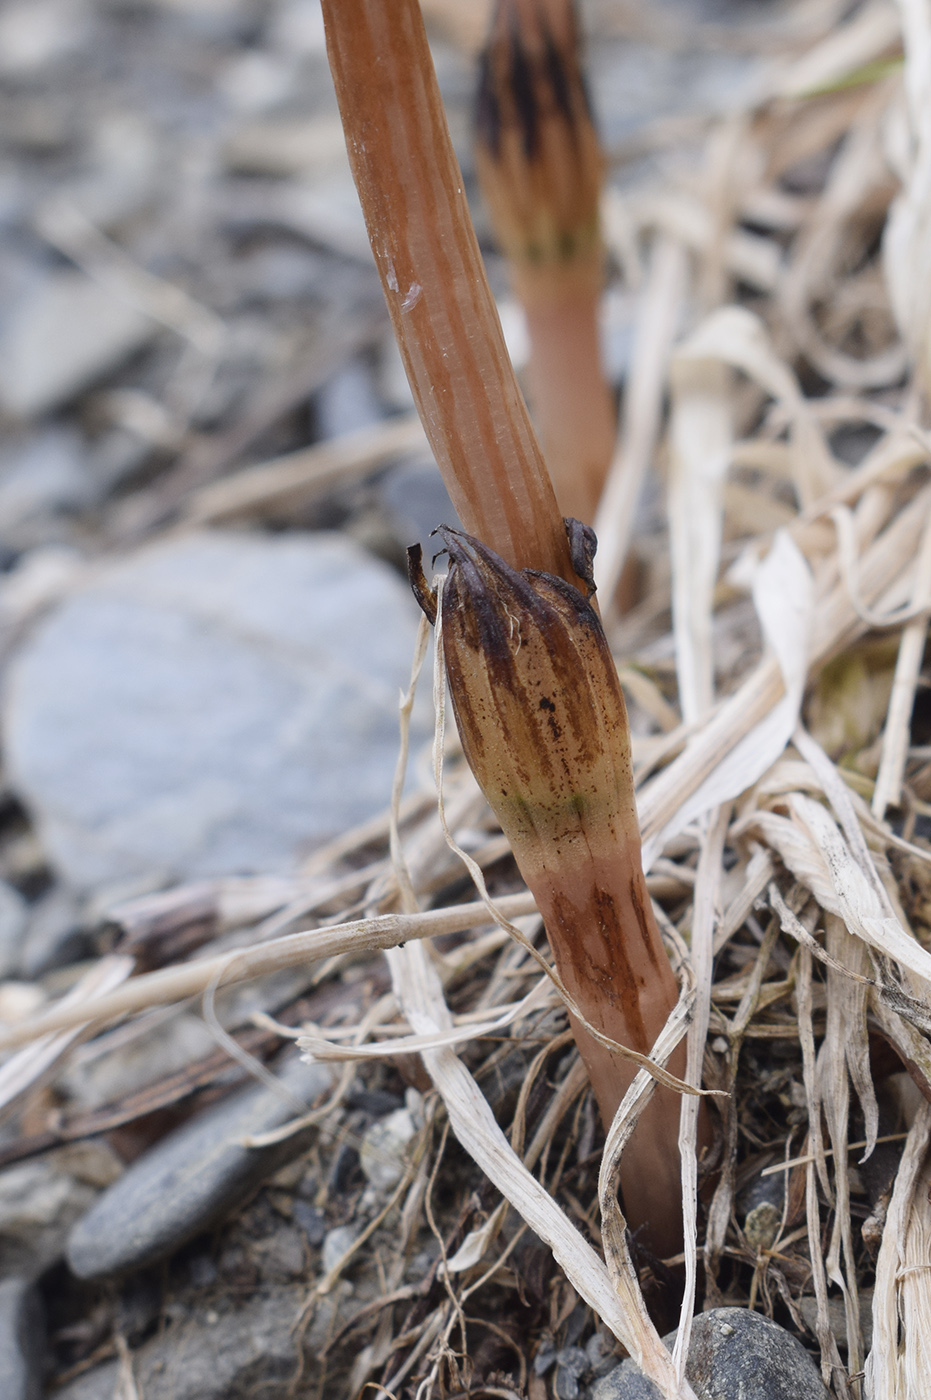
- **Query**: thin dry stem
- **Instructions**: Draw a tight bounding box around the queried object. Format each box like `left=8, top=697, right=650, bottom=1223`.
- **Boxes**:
left=321, top=0, right=578, bottom=584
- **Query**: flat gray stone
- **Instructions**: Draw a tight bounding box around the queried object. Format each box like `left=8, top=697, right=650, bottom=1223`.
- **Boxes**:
left=0, top=270, right=154, bottom=419
left=52, top=1285, right=307, bottom=1400
left=0, top=1278, right=43, bottom=1400
left=378, top=456, right=460, bottom=560
left=314, top=358, right=383, bottom=440
left=66, top=1055, right=335, bottom=1278
left=590, top=1309, right=830, bottom=1400
left=4, top=530, right=429, bottom=889
left=15, top=886, right=83, bottom=979
left=0, top=880, right=28, bottom=979
left=0, top=1158, right=96, bottom=1280
left=0, top=429, right=94, bottom=544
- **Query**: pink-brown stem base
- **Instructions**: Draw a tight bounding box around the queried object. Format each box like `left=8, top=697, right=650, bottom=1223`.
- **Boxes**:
left=530, top=849, right=708, bottom=1260
left=522, top=286, right=617, bottom=525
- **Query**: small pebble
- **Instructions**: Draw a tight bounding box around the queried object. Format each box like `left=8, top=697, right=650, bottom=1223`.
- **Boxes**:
left=589, top=1308, right=830, bottom=1400
left=554, top=1345, right=590, bottom=1400
left=66, top=1056, right=335, bottom=1278
left=358, top=1106, right=417, bottom=1193
left=0, top=1277, right=44, bottom=1400
left=0, top=881, right=28, bottom=980
left=345, top=1085, right=404, bottom=1116
left=292, top=1200, right=326, bottom=1247
left=321, top=1224, right=358, bottom=1276
left=743, top=1200, right=781, bottom=1252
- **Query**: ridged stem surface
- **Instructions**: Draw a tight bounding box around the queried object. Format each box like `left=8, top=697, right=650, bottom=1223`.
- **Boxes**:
left=322, top=0, right=575, bottom=582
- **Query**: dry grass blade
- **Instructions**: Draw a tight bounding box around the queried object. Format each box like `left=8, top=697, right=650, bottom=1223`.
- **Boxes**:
left=389, top=939, right=698, bottom=1399
left=0, top=895, right=536, bottom=1053
left=864, top=1101, right=931, bottom=1398
left=667, top=318, right=732, bottom=722
left=594, top=234, right=687, bottom=606
left=673, top=806, right=728, bottom=1379
left=184, top=414, right=426, bottom=525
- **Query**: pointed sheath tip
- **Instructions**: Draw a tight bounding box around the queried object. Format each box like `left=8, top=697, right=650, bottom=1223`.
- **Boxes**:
left=473, top=0, right=603, bottom=274
left=432, top=524, right=556, bottom=622
left=429, top=523, right=599, bottom=627
left=565, top=517, right=597, bottom=597
left=407, top=543, right=437, bottom=625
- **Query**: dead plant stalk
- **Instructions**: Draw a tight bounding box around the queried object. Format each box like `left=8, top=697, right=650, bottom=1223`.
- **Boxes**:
left=474, top=0, right=617, bottom=523
left=322, top=0, right=698, bottom=1258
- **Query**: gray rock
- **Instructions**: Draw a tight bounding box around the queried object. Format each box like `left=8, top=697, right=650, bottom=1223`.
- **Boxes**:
left=377, top=331, right=415, bottom=412
left=0, top=271, right=154, bottom=419
left=314, top=358, right=384, bottom=441
left=590, top=39, right=762, bottom=151
left=736, top=1170, right=785, bottom=1221
left=378, top=456, right=460, bottom=559
left=586, top=1330, right=619, bottom=1380
left=685, top=1310, right=830, bottom=1400
left=279, top=173, right=374, bottom=262
left=0, top=429, right=94, bottom=545
left=292, top=1199, right=326, bottom=1247
left=797, top=1293, right=873, bottom=1355
left=0, top=1158, right=96, bottom=1280
left=52, top=1285, right=307, bottom=1400
left=57, top=111, right=161, bottom=228
left=555, top=1346, right=590, bottom=1400
left=0, top=0, right=88, bottom=77
left=590, top=1309, right=829, bottom=1400
left=358, top=1104, right=417, bottom=1193
left=15, top=886, right=83, bottom=979
left=0, top=880, right=28, bottom=978
left=66, top=1055, right=335, bottom=1278
left=251, top=1224, right=307, bottom=1283
left=321, top=1223, right=358, bottom=1276
left=0, top=1278, right=43, bottom=1400
left=591, top=1362, right=661, bottom=1400
left=4, top=530, right=429, bottom=889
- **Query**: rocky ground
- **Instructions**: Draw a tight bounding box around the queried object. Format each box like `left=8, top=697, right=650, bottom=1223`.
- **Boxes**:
left=0, top=0, right=890, bottom=1397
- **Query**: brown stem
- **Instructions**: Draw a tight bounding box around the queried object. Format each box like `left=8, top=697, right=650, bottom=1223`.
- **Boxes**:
left=474, top=0, right=616, bottom=522
left=530, top=855, right=688, bottom=1260
left=523, top=288, right=617, bottom=522
left=321, top=0, right=575, bottom=583
left=420, top=528, right=705, bottom=1258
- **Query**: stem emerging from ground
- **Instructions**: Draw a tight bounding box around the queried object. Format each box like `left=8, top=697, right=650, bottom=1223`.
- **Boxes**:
left=411, top=529, right=690, bottom=1259
left=325, top=0, right=695, bottom=1259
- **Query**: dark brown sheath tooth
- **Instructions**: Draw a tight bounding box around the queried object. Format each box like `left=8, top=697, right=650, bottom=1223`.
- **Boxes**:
left=473, top=0, right=603, bottom=273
